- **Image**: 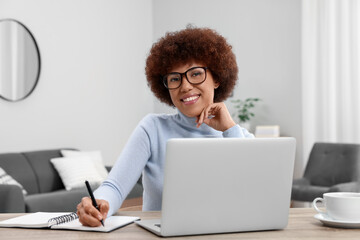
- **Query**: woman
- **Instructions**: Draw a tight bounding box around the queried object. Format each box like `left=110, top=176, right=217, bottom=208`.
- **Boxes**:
left=77, top=26, right=254, bottom=226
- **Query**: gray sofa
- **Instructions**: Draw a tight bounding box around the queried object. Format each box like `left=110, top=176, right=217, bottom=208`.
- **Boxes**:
left=0, top=149, right=143, bottom=213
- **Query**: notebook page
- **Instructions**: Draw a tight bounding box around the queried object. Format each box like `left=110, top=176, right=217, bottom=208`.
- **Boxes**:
left=0, top=212, right=73, bottom=228
left=51, top=216, right=140, bottom=232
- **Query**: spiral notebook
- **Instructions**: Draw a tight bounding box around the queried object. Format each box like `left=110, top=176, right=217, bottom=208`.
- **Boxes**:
left=0, top=212, right=139, bottom=232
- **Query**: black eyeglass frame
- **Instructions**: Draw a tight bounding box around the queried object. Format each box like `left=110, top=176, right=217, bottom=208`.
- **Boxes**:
left=162, top=66, right=209, bottom=90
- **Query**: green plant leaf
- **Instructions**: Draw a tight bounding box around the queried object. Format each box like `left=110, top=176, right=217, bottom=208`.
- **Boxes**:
left=231, top=97, right=261, bottom=123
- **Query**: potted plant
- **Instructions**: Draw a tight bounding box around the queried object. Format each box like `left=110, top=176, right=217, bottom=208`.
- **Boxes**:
left=231, top=98, right=261, bottom=129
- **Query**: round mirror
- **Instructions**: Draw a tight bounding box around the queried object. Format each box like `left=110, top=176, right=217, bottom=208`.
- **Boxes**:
left=0, top=19, right=41, bottom=102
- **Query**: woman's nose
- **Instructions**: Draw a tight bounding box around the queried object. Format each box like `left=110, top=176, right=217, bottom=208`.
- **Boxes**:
left=179, top=75, right=193, bottom=92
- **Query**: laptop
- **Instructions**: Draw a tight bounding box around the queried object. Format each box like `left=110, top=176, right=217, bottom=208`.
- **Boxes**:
left=136, top=137, right=296, bottom=237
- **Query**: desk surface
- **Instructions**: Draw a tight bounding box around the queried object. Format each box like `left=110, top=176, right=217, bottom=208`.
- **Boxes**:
left=0, top=208, right=359, bottom=239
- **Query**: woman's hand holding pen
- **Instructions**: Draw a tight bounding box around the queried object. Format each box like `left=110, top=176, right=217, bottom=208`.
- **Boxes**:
left=77, top=197, right=109, bottom=227
left=196, top=102, right=236, bottom=132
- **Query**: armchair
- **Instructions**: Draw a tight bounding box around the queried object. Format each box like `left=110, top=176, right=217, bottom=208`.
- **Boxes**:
left=291, top=142, right=360, bottom=202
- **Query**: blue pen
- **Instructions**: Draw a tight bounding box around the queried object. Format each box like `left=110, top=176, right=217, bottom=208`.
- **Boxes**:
left=85, top=180, right=104, bottom=226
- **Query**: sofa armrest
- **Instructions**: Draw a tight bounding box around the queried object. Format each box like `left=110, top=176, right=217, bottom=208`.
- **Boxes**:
left=292, top=178, right=310, bottom=186
left=329, top=181, right=360, bottom=192
left=0, top=184, right=25, bottom=213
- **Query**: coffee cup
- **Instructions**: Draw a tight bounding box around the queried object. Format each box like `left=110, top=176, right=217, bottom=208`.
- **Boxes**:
left=313, top=192, right=360, bottom=221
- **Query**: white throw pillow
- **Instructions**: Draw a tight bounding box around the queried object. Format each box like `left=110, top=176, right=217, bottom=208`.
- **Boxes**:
left=50, top=156, right=104, bottom=191
left=0, top=167, right=27, bottom=195
left=60, top=150, right=108, bottom=179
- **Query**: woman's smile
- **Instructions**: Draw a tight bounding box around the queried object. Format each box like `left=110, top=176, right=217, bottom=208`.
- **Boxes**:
left=181, top=94, right=200, bottom=105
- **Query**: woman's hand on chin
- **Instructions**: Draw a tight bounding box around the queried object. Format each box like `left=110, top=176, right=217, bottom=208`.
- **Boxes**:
left=196, top=102, right=236, bottom=132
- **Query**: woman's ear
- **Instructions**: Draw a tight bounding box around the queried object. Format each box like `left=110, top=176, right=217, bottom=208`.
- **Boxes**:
left=214, top=82, right=220, bottom=89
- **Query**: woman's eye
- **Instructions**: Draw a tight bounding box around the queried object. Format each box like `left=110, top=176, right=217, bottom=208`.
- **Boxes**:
left=170, top=77, right=180, bottom=82
left=191, top=72, right=201, bottom=77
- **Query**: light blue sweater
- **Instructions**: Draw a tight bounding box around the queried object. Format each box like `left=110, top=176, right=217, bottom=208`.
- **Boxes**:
left=94, top=111, right=254, bottom=215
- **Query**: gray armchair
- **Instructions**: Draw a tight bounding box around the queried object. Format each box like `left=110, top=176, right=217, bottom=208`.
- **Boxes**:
left=291, top=142, right=360, bottom=202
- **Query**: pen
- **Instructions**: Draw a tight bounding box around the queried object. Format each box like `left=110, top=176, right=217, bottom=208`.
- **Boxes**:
left=85, top=180, right=104, bottom=227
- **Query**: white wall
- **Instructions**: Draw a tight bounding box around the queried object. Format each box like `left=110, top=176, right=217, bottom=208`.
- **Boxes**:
left=153, top=0, right=303, bottom=177
left=0, top=0, right=154, bottom=165
left=0, top=0, right=303, bottom=177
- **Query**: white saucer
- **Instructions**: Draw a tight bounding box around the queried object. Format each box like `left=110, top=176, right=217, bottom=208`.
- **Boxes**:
left=314, top=213, right=360, bottom=228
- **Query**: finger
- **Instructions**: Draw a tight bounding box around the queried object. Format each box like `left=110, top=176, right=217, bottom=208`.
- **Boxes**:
left=77, top=197, right=97, bottom=227
left=203, top=110, right=215, bottom=125
left=79, top=210, right=103, bottom=227
left=203, top=104, right=218, bottom=123
left=203, top=104, right=225, bottom=128
left=98, top=200, right=109, bottom=220
left=76, top=202, right=82, bottom=212
left=197, top=108, right=206, bottom=128
left=203, top=106, right=210, bottom=120
left=85, top=204, right=103, bottom=221
left=77, top=197, right=91, bottom=215
left=204, top=104, right=217, bottom=120
left=79, top=197, right=103, bottom=223
left=77, top=205, right=102, bottom=227
left=80, top=197, right=93, bottom=207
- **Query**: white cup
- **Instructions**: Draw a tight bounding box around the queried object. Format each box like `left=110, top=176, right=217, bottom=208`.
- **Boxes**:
left=313, top=192, right=360, bottom=221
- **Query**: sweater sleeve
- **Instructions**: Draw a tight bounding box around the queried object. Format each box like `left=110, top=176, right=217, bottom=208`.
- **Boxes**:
left=222, top=124, right=255, bottom=138
left=94, top=116, right=152, bottom=216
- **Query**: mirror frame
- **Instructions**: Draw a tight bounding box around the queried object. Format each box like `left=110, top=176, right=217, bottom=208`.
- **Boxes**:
left=0, top=18, right=41, bottom=102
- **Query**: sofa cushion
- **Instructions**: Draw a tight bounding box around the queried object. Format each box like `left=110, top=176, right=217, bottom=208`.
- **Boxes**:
left=0, top=153, right=38, bottom=194
left=25, top=188, right=88, bottom=213
left=60, top=150, right=109, bottom=179
left=50, top=156, right=104, bottom=191
left=23, top=150, right=66, bottom=193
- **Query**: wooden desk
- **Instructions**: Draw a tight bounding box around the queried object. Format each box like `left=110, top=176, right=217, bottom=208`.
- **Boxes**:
left=0, top=208, right=359, bottom=239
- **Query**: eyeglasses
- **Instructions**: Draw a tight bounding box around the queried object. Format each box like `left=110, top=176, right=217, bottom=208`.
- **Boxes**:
left=163, top=67, right=208, bottom=90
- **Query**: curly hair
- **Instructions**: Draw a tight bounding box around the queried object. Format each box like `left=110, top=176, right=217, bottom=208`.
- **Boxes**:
left=145, top=26, right=238, bottom=106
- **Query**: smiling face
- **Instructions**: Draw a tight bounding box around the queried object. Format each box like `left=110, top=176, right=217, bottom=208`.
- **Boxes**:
left=168, top=62, right=219, bottom=118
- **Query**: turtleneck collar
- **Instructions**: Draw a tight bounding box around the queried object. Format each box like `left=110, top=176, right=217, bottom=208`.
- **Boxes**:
left=174, top=110, right=221, bottom=135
